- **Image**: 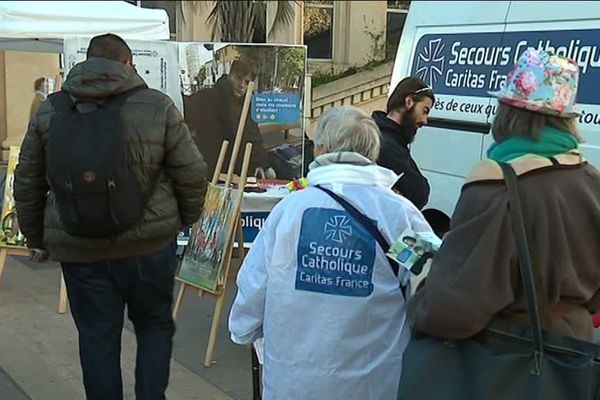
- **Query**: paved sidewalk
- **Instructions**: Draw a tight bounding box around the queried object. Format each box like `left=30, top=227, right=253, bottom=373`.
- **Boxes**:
left=0, top=254, right=235, bottom=400
left=0, top=366, right=30, bottom=400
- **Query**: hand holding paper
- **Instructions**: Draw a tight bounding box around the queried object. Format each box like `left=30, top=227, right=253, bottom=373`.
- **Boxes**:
left=387, top=228, right=442, bottom=274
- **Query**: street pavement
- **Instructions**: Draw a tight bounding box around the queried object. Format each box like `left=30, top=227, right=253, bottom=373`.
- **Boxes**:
left=0, top=365, right=29, bottom=400
left=0, top=253, right=253, bottom=400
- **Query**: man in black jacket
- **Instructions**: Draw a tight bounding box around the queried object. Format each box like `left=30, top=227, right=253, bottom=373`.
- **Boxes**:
left=372, top=76, right=434, bottom=209
left=15, top=34, right=207, bottom=399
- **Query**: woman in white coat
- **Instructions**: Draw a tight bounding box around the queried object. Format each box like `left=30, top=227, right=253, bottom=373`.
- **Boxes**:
left=229, top=106, right=433, bottom=400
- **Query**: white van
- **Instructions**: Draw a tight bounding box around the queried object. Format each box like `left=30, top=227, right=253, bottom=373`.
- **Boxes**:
left=391, top=0, right=600, bottom=233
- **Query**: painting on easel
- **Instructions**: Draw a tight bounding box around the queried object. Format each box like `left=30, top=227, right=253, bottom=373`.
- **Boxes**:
left=0, top=146, right=27, bottom=249
left=173, top=77, right=255, bottom=367
left=178, top=183, right=241, bottom=292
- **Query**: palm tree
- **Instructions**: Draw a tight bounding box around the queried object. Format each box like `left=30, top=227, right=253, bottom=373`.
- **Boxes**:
left=181, top=1, right=299, bottom=43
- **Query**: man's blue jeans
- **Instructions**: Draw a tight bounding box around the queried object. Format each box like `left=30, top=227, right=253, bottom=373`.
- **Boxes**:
left=61, top=241, right=177, bottom=400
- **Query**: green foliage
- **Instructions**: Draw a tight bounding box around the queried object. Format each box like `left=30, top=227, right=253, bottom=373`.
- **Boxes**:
left=311, top=21, right=391, bottom=88
left=387, top=0, right=411, bottom=10
left=192, top=1, right=299, bottom=43
left=235, top=46, right=306, bottom=92
left=312, top=59, right=388, bottom=88
left=364, top=28, right=386, bottom=62
left=277, top=47, right=306, bottom=90
left=303, top=6, right=332, bottom=38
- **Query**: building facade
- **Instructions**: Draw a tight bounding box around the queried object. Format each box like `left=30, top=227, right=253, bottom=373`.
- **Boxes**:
left=177, top=1, right=410, bottom=136
left=176, top=1, right=410, bottom=73
left=0, top=51, right=60, bottom=160
left=0, top=1, right=409, bottom=160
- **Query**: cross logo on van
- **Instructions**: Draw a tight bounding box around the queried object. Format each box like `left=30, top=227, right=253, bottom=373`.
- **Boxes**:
left=415, top=38, right=445, bottom=87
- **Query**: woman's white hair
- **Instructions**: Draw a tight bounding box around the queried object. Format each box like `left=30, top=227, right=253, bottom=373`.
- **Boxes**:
left=313, top=106, right=381, bottom=161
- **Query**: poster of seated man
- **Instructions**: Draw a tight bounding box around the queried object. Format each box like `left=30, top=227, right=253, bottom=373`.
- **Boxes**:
left=180, top=43, right=307, bottom=180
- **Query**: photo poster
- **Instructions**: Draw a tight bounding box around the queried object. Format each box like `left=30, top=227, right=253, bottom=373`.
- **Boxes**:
left=178, top=183, right=241, bottom=292
left=0, top=146, right=27, bottom=249
left=387, top=228, right=442, bottom=273
left=62, top=36, right=183, bottom=113
left=178, top=42, right=308, bottom=180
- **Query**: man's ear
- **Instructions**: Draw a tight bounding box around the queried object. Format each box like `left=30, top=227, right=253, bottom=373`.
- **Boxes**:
left=404, top=96, right=415, bottom=111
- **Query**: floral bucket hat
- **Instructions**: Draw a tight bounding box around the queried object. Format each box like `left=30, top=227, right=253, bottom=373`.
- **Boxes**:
left=494, top=48, right=579, bottom=118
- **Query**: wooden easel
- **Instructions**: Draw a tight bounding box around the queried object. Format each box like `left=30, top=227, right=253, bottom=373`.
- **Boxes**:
left=173, top=82, right=255, bottom=367
left=0, top=247, right=34, bottom=281
left=51, top=75, right=69, bottom=314
left=58, top=271, right=68, bottom=314
left=0, top=246, right=68, bottom=313
left=0, top=144, right=68, bottom=315
left=0, top=248, right=69, bottom=314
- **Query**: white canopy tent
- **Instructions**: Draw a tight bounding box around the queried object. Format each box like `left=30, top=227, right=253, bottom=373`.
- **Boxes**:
left=0, top=1, right=170, bottom=53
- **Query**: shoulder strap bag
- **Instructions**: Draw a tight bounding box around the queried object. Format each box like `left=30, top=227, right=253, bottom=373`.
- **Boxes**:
left=397, top=162, right=600, bottom=400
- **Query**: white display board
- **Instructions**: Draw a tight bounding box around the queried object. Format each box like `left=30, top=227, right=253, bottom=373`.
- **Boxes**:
left=63, top=36, right=183, bottom=112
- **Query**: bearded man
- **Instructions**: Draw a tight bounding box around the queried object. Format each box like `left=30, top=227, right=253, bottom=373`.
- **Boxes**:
left=372, top=76, right=434, bottom=209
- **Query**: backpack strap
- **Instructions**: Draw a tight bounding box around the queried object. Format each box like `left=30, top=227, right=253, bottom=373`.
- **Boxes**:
left=314, top=185, right=407, bottom=299
left=499, top=162, right=550, bottom=374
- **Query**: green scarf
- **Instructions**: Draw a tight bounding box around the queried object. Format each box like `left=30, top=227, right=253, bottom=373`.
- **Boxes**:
left=487, top=126, right=579, bottom=162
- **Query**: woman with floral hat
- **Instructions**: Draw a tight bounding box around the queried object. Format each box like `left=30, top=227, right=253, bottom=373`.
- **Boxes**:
left=406, top=48, right=600, bottom=342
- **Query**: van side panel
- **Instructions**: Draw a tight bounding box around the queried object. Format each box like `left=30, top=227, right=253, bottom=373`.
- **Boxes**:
left=391, top=1, right=512, bottom=90
left=394, top=1, right=600, bottom=217
left=392, top=1, right=511, bottom=216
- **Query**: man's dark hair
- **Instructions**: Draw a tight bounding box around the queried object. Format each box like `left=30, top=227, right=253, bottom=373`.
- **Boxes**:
left=387, top=76, right=435, bottom=113
left=230, top=59, right=257, bottom=80
left=86, top=33, right=133, bottom=63
left=34, top=77, right=45, bottom=91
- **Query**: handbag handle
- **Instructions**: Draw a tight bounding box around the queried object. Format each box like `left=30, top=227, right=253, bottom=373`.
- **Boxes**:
left=499, top=162, right=551, bottom=374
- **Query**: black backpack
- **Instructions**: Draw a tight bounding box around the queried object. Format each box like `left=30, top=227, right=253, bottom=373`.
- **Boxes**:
left=46, top=87, right=151, bottom=238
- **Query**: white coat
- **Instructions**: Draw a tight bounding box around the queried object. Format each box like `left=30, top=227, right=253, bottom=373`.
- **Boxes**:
left=229, top=155, right=433, bottom=400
